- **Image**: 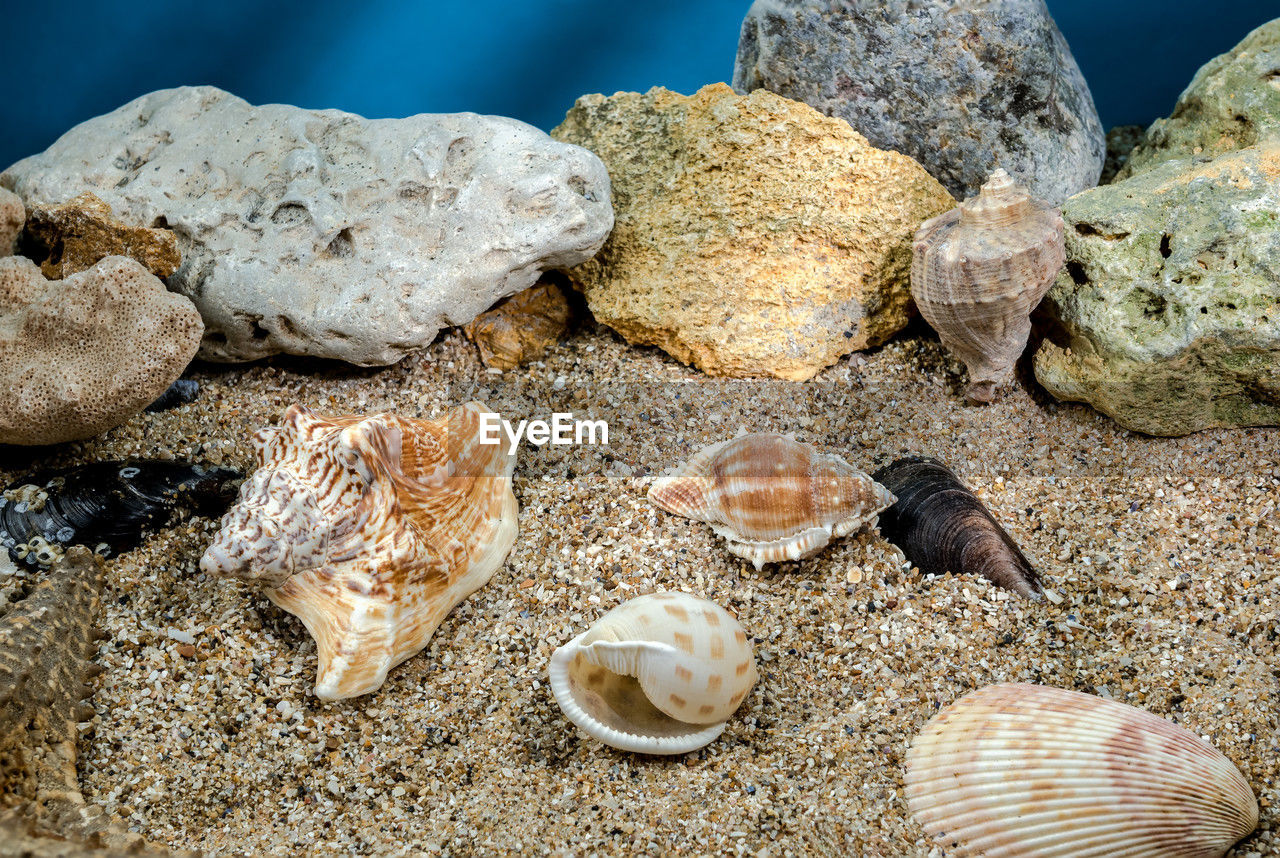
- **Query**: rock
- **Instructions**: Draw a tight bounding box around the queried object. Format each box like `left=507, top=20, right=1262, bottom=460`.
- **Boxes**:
left=1033, top=142, right=1280, bottom=436
left=19, top=192, right=181, bottom=279
left=463, top=279, right=572, bottom=370
left=0, top=187, right=22, bottom=255
left=0, top=256, right=203, bottom=445
left=1099, top=125, right=1145, bottom=185
left=732, top=0, right=1105, bottom=205
left=1119, top=19, right=1280, bottom=179
left=551, top=84, right=955, bottom=381
left=1, top=86, right=613, bottom=365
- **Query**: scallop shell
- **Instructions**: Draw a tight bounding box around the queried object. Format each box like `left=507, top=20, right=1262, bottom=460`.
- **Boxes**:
left=906, top=683, right=1259, bottom=858
left=648, top=433, right=895, bottom=569
left=911, top=169, right=1065, bottom=403
left=200, top=400, right=518, bottom=701
left=871, top=456, right=1042, bottom=599
left=548, top=592, right=757, bottom=755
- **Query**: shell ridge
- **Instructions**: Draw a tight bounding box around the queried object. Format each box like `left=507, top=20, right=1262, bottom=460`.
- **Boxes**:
left=905, top=683, right=1259, bottom=858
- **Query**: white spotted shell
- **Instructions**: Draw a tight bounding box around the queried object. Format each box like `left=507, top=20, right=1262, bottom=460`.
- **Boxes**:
left=648, top=433, right=894, bottom=570
left=905, top=683, right=1259, bottom=857
left=548, top=592, right=757, bottom=755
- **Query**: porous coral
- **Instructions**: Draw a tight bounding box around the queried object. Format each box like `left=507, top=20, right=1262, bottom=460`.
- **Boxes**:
left=0, top=256, right=202, bottom=445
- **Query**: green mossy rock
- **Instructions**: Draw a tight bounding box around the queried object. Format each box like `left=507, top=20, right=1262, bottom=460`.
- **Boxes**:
left=1120, top=18, right=1280, bottom=178
left=1033, top=142, right=1280, bottom=436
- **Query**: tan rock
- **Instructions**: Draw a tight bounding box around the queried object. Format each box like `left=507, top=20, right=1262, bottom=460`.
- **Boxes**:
left=463, top=280, right=572, bottom=370
left=551, top=83, right=955, bottom=380
left=0, top=256, right=203, bottom=445
left=0, top=187, right=22, bottom=255
left=20, top=192, right=180, bottom=279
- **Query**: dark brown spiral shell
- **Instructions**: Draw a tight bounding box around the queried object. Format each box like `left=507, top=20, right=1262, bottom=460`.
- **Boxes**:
left=871, top=456, right=1043, bottom=599
left=0, top=461, right=241, bottom=569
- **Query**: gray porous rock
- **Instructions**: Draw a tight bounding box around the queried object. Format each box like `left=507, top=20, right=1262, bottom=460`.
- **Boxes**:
left=1119, top=17, right=1280, bottom=179
left=733, top=0, right=1105, bottom=205
left=0, top=187, right=22, bottom=255
left=1, top=86, right=613, bottom=365
left=1033, top=141, right=1280, bottom=436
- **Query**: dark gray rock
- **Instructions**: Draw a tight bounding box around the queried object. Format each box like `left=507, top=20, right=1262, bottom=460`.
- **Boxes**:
left=733, top=0, right=1105, bottom=205
left=1100, top=125, right=1145, bottom=185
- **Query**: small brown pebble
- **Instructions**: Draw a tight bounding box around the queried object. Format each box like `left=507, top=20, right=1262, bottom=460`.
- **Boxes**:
left=176, top=644, right=197, bottom=659
left=519, top=578, right=536, bottom=589
left=325, top=736, right=340, bottom=751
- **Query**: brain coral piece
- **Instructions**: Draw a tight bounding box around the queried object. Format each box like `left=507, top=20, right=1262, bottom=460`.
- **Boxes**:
left=0, top=187, right=23, bottom=255
left=0, top=256, right=203, bottom=445
left=20, top=192, right=181, bottom=280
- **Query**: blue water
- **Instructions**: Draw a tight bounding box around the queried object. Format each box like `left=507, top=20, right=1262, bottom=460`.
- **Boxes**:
left=0, top=1, right=1273, bottom=169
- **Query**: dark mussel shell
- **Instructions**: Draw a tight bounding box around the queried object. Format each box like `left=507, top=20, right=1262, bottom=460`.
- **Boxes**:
left=144, top=379, right=200, bottom=413
left=872, top=456, right=1043, bottom=599
left=0, top=461, right=241, bottom=569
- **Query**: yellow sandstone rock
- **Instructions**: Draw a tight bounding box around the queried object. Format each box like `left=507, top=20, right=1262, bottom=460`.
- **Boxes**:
left=21, top=192, right=180, bottom=280
left=552, top=83, right=955, bottom=380
left=463, top=280, right=573, bottom=370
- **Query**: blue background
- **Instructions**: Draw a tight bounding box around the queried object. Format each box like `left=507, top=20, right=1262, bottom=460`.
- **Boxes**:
left=1, top=1, right=1275, bottom=169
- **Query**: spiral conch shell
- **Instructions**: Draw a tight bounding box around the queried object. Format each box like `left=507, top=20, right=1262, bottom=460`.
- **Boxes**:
left=200, top=401, right=518, bottom=701
left=905, top=683, right=1259, bottom=858
left=648, top=433, right=894, bottom=569
left=911, top=169, right=1065, bottom=403
left=549, top=592, right=757, bottom=754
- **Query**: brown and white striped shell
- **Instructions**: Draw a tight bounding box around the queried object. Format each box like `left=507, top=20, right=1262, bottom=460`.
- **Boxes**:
left=548, top=592, right=757, bottom=754
left=200, top=401, right=518, bottom=701
left=911, top=169, right=1065, bottom=403
left=648, top=433, right=894, bottom=569
left=905, top=683, right=1259, bottom=857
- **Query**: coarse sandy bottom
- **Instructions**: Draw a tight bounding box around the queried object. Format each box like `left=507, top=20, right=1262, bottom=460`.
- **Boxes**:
left=1, top=324, right=1276, bottom=857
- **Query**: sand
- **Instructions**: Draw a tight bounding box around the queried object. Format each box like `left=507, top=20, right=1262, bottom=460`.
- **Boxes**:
left=1, top=322, right=1276, bottom=857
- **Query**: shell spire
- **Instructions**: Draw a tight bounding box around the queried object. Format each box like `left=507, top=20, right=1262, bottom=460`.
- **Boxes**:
left=200, top=401, right=518, bottom=701
left=911, top=168, right=1065, bottom=403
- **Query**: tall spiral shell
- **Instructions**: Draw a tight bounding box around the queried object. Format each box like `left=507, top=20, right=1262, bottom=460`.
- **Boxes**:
left=548, top=592, right=757, bottom=755
left=906, top=683, right=1259, bottom=857
left=911, top=169, right=1065, bottom=403
left=648, top=433, right=894, bottom=569
left=200, top=401, right=518, bottom=701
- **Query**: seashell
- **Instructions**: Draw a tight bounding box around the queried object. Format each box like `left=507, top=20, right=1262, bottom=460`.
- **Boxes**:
left=548, top=592, right=757, bottom=754
left=648, top=433, right=895, bottom=570
left=911, top=168, right=1065, bottom=403
left=200, top=401, right=518, bottom=701
left=905, top=682, right=1260, bottom=857
left=872, top=456, right=1042, bottom=599
left=0, top=461, right=241, bottom=569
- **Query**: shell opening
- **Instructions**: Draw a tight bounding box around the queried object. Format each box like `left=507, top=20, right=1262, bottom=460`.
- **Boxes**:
left=548, top=636, right=726, bottom=755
